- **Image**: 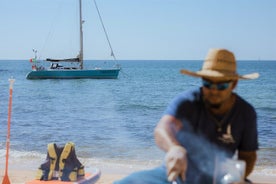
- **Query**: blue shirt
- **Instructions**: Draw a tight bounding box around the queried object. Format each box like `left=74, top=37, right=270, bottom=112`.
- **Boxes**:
left=164, top=87, right=258, bottom=155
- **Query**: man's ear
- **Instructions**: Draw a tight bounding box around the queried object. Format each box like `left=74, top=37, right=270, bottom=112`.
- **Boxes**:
left=231, top=80, right=238, bottom=89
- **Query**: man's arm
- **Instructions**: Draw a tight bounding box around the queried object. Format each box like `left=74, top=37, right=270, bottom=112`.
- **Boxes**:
left=154, top=115, right=183, bottom=151
left=238, top=151, right=257, bottom=177
left=154, top=115, right=187, bottom=182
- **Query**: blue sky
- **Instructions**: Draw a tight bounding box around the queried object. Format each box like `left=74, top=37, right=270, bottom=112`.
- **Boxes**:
left=0, top=0, right=275, bottom=60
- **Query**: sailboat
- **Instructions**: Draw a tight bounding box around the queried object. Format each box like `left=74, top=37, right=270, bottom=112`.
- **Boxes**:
left=26, top=0, right=120, bottom=79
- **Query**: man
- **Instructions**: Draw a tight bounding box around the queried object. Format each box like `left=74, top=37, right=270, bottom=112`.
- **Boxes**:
left=114, top=48, right=259, bottom=184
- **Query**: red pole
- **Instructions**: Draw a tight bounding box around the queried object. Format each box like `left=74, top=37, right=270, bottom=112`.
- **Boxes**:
left=2, top=78, right=15, bottom=184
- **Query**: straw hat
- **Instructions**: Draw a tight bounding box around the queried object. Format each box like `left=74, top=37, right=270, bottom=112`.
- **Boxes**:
left=180, top=48, right=259, bottom=80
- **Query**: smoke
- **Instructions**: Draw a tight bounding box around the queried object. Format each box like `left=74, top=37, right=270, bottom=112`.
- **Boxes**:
left=175, top=122, right=230, bottom=183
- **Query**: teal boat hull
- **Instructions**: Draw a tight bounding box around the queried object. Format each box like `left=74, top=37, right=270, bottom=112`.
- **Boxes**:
left=26, top=68, right=120, bottom=79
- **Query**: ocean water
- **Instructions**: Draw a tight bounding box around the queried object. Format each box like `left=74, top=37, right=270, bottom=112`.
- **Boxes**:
left=0, top=60, right=275, bottom=176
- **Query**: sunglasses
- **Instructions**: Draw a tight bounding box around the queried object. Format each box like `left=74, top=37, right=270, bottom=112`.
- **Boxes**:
left=202, top=79, right=232, bottom=91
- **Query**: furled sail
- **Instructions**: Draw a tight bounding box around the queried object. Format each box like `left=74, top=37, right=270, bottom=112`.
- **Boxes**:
left=46, top=58, right=80, bottom=62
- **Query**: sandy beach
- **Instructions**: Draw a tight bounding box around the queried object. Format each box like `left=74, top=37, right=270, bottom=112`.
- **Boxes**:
left=1, top=166, right=276, bottom=184
left=1, top=151, right=276, bottom=184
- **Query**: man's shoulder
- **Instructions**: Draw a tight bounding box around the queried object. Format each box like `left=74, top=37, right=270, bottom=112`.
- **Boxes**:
left=168, top=88, right=202, bottom=111
left=175, top=87, right=202, bottom=101
left=235, top=94, right=256, bottom=113
left=165, top=87, right=202, bottom=118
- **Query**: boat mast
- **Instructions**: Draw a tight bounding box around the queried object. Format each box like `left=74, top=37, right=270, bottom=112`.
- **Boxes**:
left=79, top=0, right=84, bottom=69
